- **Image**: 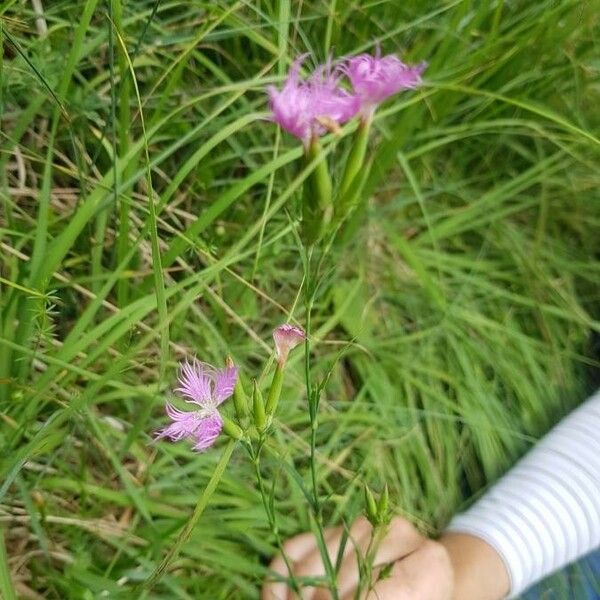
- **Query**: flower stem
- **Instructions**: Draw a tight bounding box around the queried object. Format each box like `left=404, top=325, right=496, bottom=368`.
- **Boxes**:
left=355, top=523, right=387, bottom=599
left=140, top=440, right=236, bottom=592
left=251, top=443, right=301, bottom=595
left=303, top=248, right=339, bottom=599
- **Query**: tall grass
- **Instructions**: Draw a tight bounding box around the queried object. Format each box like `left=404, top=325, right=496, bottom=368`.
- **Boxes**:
left=1, top=1, right=599, bottom=597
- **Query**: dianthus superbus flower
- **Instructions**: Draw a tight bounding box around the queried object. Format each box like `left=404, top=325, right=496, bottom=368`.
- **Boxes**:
left=155, top=359, right=237, bottom=451
left=335, top=50, right=426, bottom=217
left=273, top=324, right=306, bottom=368
left=267, top=56, right=360, bottom=146
left=344, top=51, right=426, bottom=117
left=265, top=324, right=307, bottom=418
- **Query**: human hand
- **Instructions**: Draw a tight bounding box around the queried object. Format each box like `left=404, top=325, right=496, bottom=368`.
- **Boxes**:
left=261, top=516, right=454, bottom=600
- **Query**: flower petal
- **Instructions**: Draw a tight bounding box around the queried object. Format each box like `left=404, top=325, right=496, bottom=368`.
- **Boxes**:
left=191, top=413, right=223, bottom=452
left=175, top=359, right=214, bottom=406
left=213, top=365, right=238, bottom=405
left=267, top=55, right=360, bottom=142
left=344, top=52, right=426, bottom=110
left=165, top=401, right=194, bottom=421
left=273, top=323, right=306, bottom=366
left=155, top=403, right=202, bottom=441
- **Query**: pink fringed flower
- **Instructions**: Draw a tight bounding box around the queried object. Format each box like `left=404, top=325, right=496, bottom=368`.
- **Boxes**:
left=155, top=359, right=237, bottom=451
left=344, top=51, right=426, bottom=116
left=273, top=324, right=306, bottom=367
left=267, top=56, right=360, bottom=145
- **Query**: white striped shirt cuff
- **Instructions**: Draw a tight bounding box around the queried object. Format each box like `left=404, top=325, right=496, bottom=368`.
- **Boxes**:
left=446, top=389, right=600, bottom=597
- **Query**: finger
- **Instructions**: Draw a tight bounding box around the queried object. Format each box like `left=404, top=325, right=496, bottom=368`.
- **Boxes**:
left=335, top=517, right=423, bottom=600
left=366, top=540, right=453, bottom=600
left=340, top=565, right=385, bottom=600
left=299, top=518, right=372, bottom=600
left=262, top=531, right=320, bottom=600
left=298, top=517, right=371, bottom=579
left=262, top=527, right=346, bottom=600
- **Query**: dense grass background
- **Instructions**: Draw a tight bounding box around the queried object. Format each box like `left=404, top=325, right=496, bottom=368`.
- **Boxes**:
left=1, top=0, right=599, bottom=597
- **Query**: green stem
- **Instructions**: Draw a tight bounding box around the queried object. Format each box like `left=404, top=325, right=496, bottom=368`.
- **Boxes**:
left=140, top=440, right=236, bottom=591
left=355, top=525, right=386, bottom=600
left=303, top=249, right=339, bottom=599
left=251, top=445, right=301, bottom=594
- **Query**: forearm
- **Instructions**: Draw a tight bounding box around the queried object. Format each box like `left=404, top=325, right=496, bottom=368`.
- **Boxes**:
left=445, top=389, right=600, bottom=598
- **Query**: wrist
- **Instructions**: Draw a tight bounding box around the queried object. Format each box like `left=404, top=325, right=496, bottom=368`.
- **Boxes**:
left=439, top=531, right=510, bottom=600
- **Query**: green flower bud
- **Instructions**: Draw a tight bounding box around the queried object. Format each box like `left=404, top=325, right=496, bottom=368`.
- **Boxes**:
left=265, top=364, right=284, bottom=417
left=302, top=137, right=333, bottom=245
left=339, top=116, right=371, bottom=199
left=221, top=416, right=244, bottom=441
left=252, top=379, right=267, bottom=432
left=227, top=356, right=248, bottom=421
left=364, top=484, right=378, bottom=526
left=377, top=483, right=390, bottom=524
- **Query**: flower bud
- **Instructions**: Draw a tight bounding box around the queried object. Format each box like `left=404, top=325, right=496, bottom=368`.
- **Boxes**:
left=364, top=484, right=378, bottom=526
left=273, top=324, right=306, bottom=368
left=252, top=379, right=267, bottom=432
left=221, top=416, right=244, bottom=441
left=377, top=483, right=390, bottom=524
left=339, top=118, right=370, bottom=196
left=265, top=364, right=284, bottom=417
left=227, top=356, right=248, bottom=421
left=302, top=138, right=333, bottom=245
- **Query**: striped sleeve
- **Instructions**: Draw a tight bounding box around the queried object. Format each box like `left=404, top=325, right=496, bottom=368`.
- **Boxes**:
left=446, top=389, right=600, bottom=598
